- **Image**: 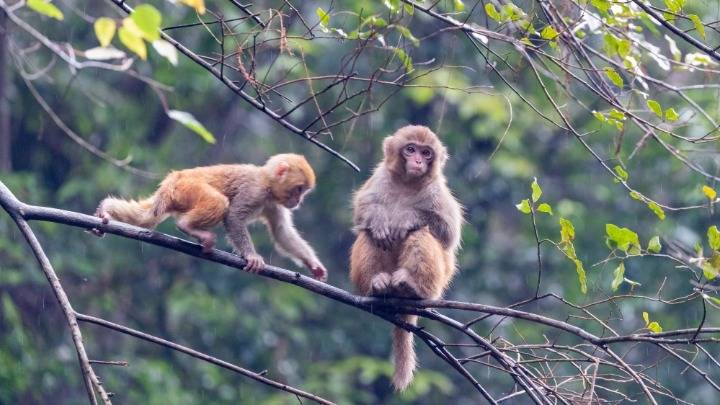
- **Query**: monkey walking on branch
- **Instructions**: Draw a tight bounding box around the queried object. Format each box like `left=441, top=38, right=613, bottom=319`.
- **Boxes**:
left=93, top=154, right=328, bottom=281
left=350, top=125, right=463, bottom=391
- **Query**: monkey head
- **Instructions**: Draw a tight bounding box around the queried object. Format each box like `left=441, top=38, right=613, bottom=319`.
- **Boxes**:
left=265, top=154, right=316, bottom=209
left=383, top=125, right=448, bottom=182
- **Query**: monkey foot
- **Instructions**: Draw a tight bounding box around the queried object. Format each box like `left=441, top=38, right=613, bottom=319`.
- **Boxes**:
left=200, top=236, right=216, bottom=254
left=369, top=273, right=393, bottom=296
left=390, top=268, right=423, bottom=299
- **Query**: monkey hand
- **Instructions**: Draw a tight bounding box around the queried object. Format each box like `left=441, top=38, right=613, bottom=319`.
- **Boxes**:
left=243, top=253, right=266, bottom=273
left=88, top=208, right=110, bottom=237
left=370, top=224, right=394, bottom=251
left=304, top=259, right=328, bottom=282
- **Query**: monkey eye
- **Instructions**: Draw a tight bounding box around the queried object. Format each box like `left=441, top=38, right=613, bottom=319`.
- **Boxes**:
left=295, top=186, right=304, bottom=195
left=421, top=149, right=433, bottom=160
left=403, top=144, right=416, bottom=156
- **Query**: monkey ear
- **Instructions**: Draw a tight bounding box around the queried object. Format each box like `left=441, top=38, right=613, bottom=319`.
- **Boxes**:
left=275, top=161, right=290, bottom=178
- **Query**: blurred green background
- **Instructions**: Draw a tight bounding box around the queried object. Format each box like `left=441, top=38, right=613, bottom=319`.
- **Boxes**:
left=2, top=0, right=720, bottom=403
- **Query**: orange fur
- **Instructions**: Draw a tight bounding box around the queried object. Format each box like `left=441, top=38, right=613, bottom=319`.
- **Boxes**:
left=95, top=153, right=318, bottom=256
left=350, top=126, right=463, bottom=391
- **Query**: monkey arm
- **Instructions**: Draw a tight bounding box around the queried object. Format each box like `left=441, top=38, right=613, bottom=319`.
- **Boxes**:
left=423, top=191, right=463, bottom=250
left=224, top=214, right=257, bottom=256
left=262, top=205, right=327, bottom=281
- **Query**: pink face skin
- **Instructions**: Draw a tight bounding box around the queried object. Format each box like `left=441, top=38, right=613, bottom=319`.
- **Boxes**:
left=402, top=143, right=434, bottom=177
left=284, top=185, right=308, bottom=209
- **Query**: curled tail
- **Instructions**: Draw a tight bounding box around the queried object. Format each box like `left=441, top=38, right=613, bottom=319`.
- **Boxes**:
left=97, top=193, right=170, bottom=229
left=392, top=314, right=418, bottom=391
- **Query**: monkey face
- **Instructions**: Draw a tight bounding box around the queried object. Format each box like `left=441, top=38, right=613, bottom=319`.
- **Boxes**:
left=401, top=143, right=434, bottom=178
left=282, top=184, right=308, bottom=209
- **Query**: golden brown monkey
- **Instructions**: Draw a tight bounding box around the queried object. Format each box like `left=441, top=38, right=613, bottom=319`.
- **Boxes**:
left=94, top=154, right=328, bottom=281
left=350, top=125, right=463, bottom=391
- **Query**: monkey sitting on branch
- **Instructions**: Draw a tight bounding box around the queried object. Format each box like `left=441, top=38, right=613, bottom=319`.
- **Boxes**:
left=350, top=125, right=463, bottom=391
left=93, top=154, right=328, bottom=281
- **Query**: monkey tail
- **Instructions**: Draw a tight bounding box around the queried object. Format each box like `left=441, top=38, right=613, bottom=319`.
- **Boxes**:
left=98, top=194, right=169, bottom=229
left=392, top=314, right=418, bottom=391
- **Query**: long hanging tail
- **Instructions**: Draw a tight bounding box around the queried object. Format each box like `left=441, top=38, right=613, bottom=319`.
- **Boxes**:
left=392, top=314, right=418, bottom=391
left=97, top=193, right=169, bottom=229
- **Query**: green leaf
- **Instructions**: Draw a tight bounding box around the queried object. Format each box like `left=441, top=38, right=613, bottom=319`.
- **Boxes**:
left=592, top=111, right=606, bottom=122
left=131, top=4, right=162, bottom=41
left=537, top=203, right=553, bottom=215
left=168, top=110, right=216, bottom=144
left=647, top=201, right=665, bottom=220
left=404, top=3, right=414, bottom=15
left=316, top=7, right=330, bottom=27
left=664, top=0, right=682, bottom=13
left=94, top=17, right=116, bottom=48
left=703, top=185, right=717, bottom=201
left=703, top=262, right=718, bottom=280
left=541, top=25, right=559, bottom=40
left=704, top=294, right=720, bottom=307
left=453, top=0, right=465, bottom=12
left=688, top=14, right=705, bottom=39
left=118, top=26, right=147, bottom=60
left=708, top=226, right=720, bottom=250
left=395, top=25, right=420, bottom=47
left=629, top=191, right=642, bottom=200
left=648, top=236, right=662, bottom=253
left=611, top=261, right=625, bottom=291
left=609, top=108, right=626, bottom=121
left=559, top=218, right=575, bottom=242
left=591, top=0, right=610, bottom=13
left=383, top=0, right=400, bottom=12
left=642, top=311, right=650, bottom=325
left=531, top=177, right=542, bottom=202
left=647, top=321, right=662, bottom=333
left=27, top=0, right=64, bottom=20
left=604, top=67, right=623, bottom=88
left=614, top=165, right=628, bottom=182
left=606, top=223, right=641, bottom=254
left=665, top=107, right=679, bottom=122
left=516, top=199, right=531, bottom=214
left=574, top=259, right=587, bottom=294
left=647, top=99, right=663, bottom=118
left=393, top=47, right=413, bottom=72
left=484, top=3, right=501, bottom=21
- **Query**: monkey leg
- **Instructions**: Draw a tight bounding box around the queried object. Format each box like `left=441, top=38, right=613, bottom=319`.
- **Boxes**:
left=175, top=184, right=229, bottom=253
left=393, top=227, right=449, bottom=299
left=350, top=231, right=396, bottom=296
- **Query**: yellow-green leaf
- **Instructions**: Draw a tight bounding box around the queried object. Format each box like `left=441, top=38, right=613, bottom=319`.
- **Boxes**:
left=647, top=321, right=662, bottom=333
left=688, top=14, right=705, bottom=39
left=614, top=165, right=628, bottom=182
left=168, top=110, right=216, bottom=144
left=647, top=201, right=665, bottom=220
left=708, top=225, right=720, bottom=250
left=665, top=107, right=679, bottom=122
left=541, top=25, right=559, bottom=40
left=316, top=7, right=330, bottom=27
left=453, top=0, right=465, bottom=12
left=703, top=263, right=718, bottom=280
left=574, top=259, right=587, bottom=294
left=703, top=185, right=717, bottom=201
left=531, top=177, right=542, bottom=202
left=484, top=3, right=501, bottom=21
left=537, top=203, right=553, bottom=215
left=118, top=26, right=147, bottom=60
left=94, top=18, right=116, bottom=47
left=642, top=311, right=650, bottom=325
left=648, top=236, right=662, bottom=253
left=27, top=0, right=64, bottom=20
left=611, top=261, right=625, bottom=291
left=516, top=199, right=531, bottom=214
left=131, top=4, right=162, bottom=41
left=560, top=218, right=575, bottom=242
left=179, top=0, right=206, bottom=14
left=647, top=99, right=662, bottom=118
left=604, top=67, right=623, bottom=88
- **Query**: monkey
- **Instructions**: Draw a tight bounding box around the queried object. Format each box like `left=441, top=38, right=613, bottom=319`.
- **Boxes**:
left=93, top=153, right=328, bottom=281
left=349, top=125, right=463, bottom=391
